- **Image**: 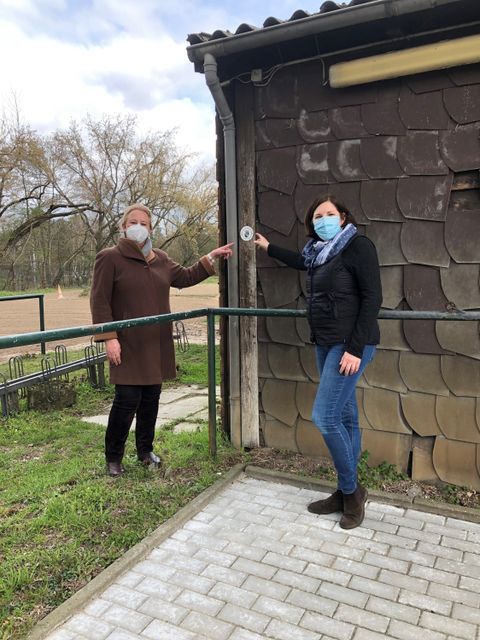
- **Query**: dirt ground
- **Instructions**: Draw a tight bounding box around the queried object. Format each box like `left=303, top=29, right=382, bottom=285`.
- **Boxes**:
left=0, top=282, right=219, bottom=363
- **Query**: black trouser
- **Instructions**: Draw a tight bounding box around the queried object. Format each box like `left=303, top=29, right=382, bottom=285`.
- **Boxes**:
left=105, top=384, right=162, bottom=462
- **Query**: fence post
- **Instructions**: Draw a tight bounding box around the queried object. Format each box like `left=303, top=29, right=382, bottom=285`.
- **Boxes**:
left=207, top=310, right=217, bottom=457
left=38, top=295, right=46, bottom=355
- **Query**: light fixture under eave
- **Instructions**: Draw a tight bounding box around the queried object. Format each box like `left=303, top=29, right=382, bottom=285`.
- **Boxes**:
left=329, top=34, right=480, bottom=88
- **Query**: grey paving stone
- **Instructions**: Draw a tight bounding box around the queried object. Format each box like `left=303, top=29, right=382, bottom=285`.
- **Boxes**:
left=250, top=537, right=294, bottom=555
left=408, top=564, right=459, bottom=587
left=441, top=536, right=480, bottom=554
left=424, top=523, right=467, bottom=540
left=389, top=547, right=436, bottom=567
left=398, top=589, right=452, bottom=616
left=208, top=582, right=258, bottom=609
left=264, top=617, right=320, bottom=640
left=102, top=604, right=151, bottom=633
left=180, top=611, right=234, bottom=640
left=427, top=582, right=480, bottom=608
left=115, top=573, right=144, bottom=589
left=445, top=517, right=480, bottom=533
left=320, top=542, right=365, bottom=562
left=193, top=547, right=236, bottom=568
left=84, top=598, right=111, bottom=617
left=217, top=602, right=270, bottom=634
left=141, top=619, right=196, bottom=640
left=304, top=563, right=351, bottom=586
left=459, top=575, right=480, bottom=593
left=174, top=589, right=224, bottom=616
left=133, top=559, right=176, bottom=581
left=388, top=618, right=447, bottom=640
left=300, top=610, right=355, bottom=640
left=290, top=545, right=335, bottom=568
left=242, top=575, right=291, bottom=601
left=378, top=568, right=429, bottom=593
left=253, top=594, right=305, bottom=624
left=64, top=613, right=113, bottom=639
left=349, top=575, right=400, bottom=601
left=353, top=629, right=397, bottom=640
left=105, top=630, right=143, bottom=640
left=228, top=630, right=266, bottom=640
left=223, top=541, right=267, bottom=561
left=363, top=551, right=409, bottom=574
left=452, top=603, right=480, bottom=625
left=404, top=509, right=445, bottom=525
left=168, top=569, right=215, bottom=594
left=419, top=610, right=477, bottom=639
left=45, top=630, right=77, bottom=640
left=273, top=568, right=321, bottom=593
left=332, top=557, right=380, bottom=580
left=231, top=557, right=277, bottom=580
left=373, top=531, right=417, bottom=550
left=344, top=536, right=390, bottom=556
left=138, top=596, right=189, bottom=625
left=366, top=595, right=421, bottom=625
left=262, top=551, right=307, bottom=573
left=383, top=514, right=423, bottom=530
left=317, top=582, right=369, bottom=609
left=286, top=589, right=337, bottom=617
left=334, top=603, right=389, bottom=633
left=201, top=564, right=247, bottom=587
left=136, top=576, right=183, bottom=601
left=435, top=557, right=480, bottom=581
left=101, top=585, right=148, bottom=611
left=416, top=541, right=463, bottom=561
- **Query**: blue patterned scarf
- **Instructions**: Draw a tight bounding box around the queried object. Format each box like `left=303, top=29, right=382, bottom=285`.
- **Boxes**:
left=302, top=223, right=357, bottom=270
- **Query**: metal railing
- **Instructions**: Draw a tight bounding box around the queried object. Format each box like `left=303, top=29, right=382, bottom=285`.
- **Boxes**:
left=1, top=307, right=479, bottom=455
left=0, top=294, right=46, bottom=354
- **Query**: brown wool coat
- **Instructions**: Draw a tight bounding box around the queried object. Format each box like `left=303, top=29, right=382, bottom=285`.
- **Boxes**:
left=90, top=238, right=214, bottom=385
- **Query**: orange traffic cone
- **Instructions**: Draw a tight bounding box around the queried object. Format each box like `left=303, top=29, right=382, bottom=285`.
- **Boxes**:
left=56, top=285, right=64, bottom=300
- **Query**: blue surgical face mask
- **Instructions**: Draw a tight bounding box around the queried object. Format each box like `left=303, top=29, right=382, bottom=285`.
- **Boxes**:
left=313, top=216, right=342, bottom=241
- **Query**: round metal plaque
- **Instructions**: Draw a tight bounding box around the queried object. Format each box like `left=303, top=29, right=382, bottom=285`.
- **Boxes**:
left=240, top=225, right=254, bottom=242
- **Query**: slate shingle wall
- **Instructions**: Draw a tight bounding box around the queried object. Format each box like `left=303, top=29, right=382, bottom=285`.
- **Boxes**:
left=253, top=60, right=480, bottom=489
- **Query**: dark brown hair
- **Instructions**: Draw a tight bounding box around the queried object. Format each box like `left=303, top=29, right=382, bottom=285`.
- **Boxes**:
left=304, top=195, right=357, bottom=238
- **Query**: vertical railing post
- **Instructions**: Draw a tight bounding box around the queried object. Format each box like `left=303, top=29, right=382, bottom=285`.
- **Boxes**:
left=207, top=310, right=217, bottom=457
left=38, top=295, right=46, bottom=354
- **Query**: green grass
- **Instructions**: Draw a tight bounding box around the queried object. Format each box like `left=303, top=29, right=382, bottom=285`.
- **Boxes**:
left=0, top=410, right=244, bottom=639
left=0, top=342, right=226, bottom=637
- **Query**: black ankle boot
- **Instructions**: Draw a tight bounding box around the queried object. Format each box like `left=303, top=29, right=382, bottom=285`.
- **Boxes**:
left=339, top=484, right=368, bottom=529
left=307, top=489, right=343, bottom=515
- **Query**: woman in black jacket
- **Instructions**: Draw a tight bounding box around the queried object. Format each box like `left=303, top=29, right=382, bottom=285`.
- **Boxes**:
left=255, top=195, right=382, bottom=529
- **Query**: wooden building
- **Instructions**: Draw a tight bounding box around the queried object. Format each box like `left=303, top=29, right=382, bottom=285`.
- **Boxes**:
left=187, top=0, right=480, bottom=489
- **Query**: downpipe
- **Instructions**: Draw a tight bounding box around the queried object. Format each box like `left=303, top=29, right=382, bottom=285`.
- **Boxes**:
left=203, top=53, right=242, bottom=447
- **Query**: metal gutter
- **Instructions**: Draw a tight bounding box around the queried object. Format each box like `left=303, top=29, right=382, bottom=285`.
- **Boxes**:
left=187, top=0, right=473, bottom=65
left=202, top=53, right=242, bottom=447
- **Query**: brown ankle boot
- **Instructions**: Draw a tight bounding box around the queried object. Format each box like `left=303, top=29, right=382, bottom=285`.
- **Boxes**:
left=308, top=489, right=343, bottom=515
left=340, top=485, right=368, bottom=529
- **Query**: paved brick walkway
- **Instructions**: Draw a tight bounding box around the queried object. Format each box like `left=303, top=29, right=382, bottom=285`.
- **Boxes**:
left=45, top=476, right=480, bottom=640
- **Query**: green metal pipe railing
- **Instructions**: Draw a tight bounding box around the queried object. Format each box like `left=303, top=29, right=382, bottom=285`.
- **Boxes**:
left=0, top=294, right=46, bottom=354
left=1, top=306, right=479, bottom=456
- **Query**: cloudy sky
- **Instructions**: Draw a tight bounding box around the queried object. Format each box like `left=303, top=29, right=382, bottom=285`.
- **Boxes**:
left=0, top=0, right=324, bottom=163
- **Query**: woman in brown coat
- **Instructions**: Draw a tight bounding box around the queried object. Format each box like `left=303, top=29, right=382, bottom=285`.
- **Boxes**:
left=90, top=203, right=233, bottom=476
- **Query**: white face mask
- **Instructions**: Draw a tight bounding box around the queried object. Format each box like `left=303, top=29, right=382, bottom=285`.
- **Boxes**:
left=125, top=224, right=149, bottom=244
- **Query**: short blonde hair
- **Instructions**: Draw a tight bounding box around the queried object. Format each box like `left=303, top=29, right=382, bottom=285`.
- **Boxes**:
left=119, top=203, right=152, bottom=229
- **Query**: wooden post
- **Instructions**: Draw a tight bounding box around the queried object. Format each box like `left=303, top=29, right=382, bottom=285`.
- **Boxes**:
left=235, top=82, right=259, bottom=448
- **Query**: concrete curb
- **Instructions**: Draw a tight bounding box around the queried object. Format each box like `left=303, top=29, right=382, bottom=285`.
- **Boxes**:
left=244, top=465, right=480, bottom=523
left=28, top=463, right=246, bottom=640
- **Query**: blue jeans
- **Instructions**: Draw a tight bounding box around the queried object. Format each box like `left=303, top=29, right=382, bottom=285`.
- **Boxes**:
left=311, top=343, right=376, bottom=494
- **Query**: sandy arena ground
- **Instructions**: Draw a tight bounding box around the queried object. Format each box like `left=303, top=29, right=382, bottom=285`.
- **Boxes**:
left=0, top=282, right=219, bottom=363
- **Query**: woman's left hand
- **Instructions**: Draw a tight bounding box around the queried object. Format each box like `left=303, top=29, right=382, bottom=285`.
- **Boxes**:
left=339, top=351, right=361, bottom=376
left=210, top=242, right=234, bottom=260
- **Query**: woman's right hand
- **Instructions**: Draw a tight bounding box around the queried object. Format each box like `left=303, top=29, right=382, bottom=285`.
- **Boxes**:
left=105, top=338, right=121, bottom=366
left=254, top=233, right=270, bottom=252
